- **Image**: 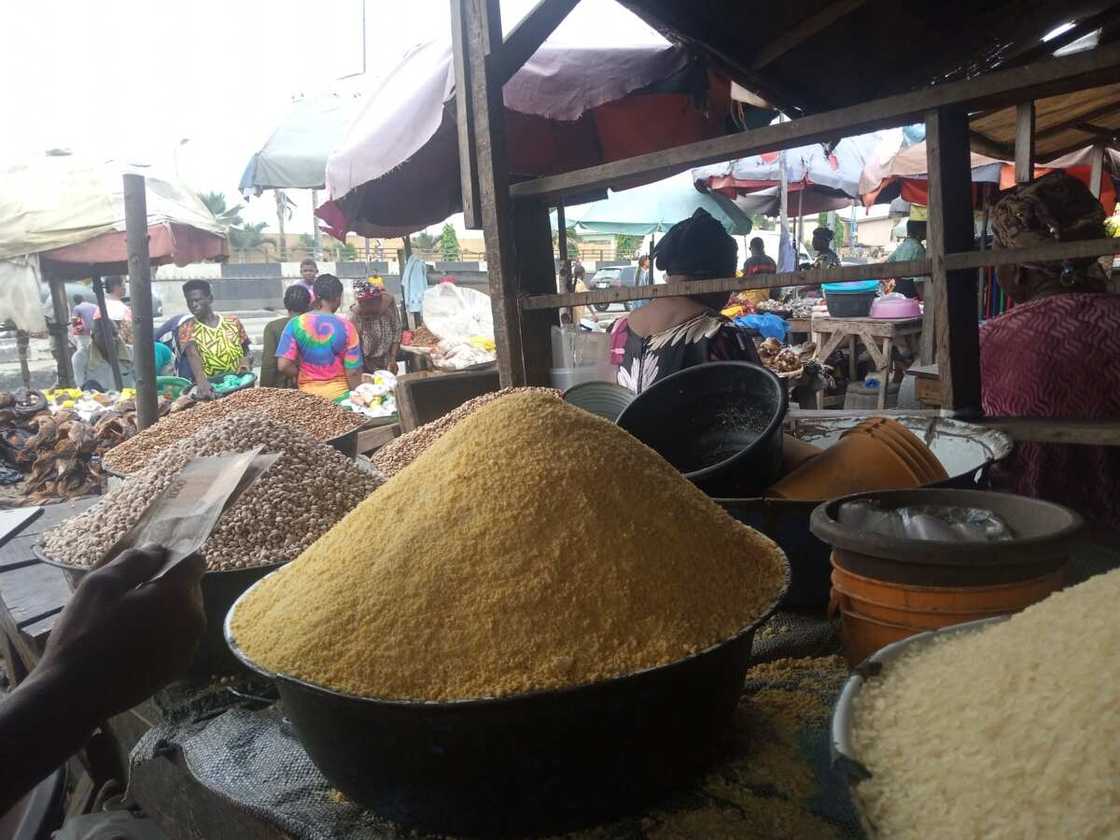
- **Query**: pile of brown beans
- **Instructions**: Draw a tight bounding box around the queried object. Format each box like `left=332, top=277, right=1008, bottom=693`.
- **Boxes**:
left=102, top=388, right=364, bottom=474
left=43, top=412, right=381, bottom=571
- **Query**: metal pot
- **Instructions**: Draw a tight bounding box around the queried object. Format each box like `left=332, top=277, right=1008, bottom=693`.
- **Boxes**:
left=225, top=570, right=788, bottom=836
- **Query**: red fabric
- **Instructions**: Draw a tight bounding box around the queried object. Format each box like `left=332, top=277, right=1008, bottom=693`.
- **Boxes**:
left=41, top=223, right=227, bottom=267
left=980, top=292, right=1120, bottom=528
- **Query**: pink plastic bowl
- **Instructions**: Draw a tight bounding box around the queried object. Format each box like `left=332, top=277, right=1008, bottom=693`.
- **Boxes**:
left=870, top=297, right=922, bottom=319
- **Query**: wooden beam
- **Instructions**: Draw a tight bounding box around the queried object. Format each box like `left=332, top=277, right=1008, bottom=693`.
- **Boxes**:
left=969, top=130, right=1013, bottom=159
left=979, top=417, right=1120, bottom=446
left=461, top=0, right=525, bottom=386
left=752, top=0, right=869, bottom=69
left=946, top=236, right=1120, bottom=269
left=1015, top=101, right=1036, bottom=183
left=451, top=0, right=481, bottom=228
left=520, top=260, right=929, bottom=310
left=926, top=106, right=982, bottom=415
left=493, top=0, right=580, bottom=86
left=510, top=43, right=1120, bottom=202
left=1037, top=100, right=1120, bottom=140
left=999, top=4, right=1120, bottom=70
left=123, top=174, right=158, bottom=430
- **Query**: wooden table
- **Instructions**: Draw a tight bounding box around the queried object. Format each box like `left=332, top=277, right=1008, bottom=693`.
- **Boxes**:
left=811, top=314, right=924, bottom=410
left=0, top=499, right=95, bottom=683
left=905, top=362, right=942, bottom=408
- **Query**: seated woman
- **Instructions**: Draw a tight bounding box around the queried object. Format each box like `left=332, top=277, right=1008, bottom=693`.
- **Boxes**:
left=611, top=209, right=760, bottom=394
left=276, top=273, right=363, bottom=400
left=983, top=172, right=1120, bottom=529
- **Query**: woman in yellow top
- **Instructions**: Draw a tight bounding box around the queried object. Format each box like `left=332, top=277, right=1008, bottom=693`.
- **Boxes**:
left=177, top=280, right=251, bottom=400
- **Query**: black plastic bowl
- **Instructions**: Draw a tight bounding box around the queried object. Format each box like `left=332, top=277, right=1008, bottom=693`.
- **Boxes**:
left=225, top=569, right=788, bottom=836
left=616, top=362, right=787, bottom=497
left=34, top=545, right=283, bottom=677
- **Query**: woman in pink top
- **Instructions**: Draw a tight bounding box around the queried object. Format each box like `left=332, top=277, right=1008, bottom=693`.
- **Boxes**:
left=276, top=274, right=363, bottom=400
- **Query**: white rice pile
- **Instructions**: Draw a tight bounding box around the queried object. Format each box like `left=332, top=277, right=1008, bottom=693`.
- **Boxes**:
left=851, top=568, right=1120, bottom=840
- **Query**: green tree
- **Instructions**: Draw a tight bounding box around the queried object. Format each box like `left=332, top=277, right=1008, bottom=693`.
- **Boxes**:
left=413, top=231, right=437, bottom=253
left=614, top=234, right=645, bottom=259
left=749, top=214, right=775, bottom=231
left=228, top=221, right=268, bottom=252
left=297, top=233, right=316, bottom=250
left=198, top=191, right=245, bottom=228
left=552, top=227, right=582, bottom=258
left=337, top=242, right=358, bottom=260
left=439, top=223, right=461, bottom=261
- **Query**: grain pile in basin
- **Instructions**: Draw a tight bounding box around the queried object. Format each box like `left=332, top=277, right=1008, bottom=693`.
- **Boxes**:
left=851, top=567, right=1120, bottom=840
left=232, top=391, right=788, bottom=701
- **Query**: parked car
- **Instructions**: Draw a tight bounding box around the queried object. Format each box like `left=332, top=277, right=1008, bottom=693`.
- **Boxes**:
left=589, top=266, right=640, bottom=312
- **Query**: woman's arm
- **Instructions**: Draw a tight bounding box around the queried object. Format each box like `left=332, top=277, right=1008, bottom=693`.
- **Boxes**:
left=277, top=357, right=300, bottom=380
left=183, top=343, right=214, bottom=400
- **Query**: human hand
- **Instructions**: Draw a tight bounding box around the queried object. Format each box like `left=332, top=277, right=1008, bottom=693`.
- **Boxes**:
left=195, top=380, right=215, bottom=400
left=36, top=545, right=205, bottom=723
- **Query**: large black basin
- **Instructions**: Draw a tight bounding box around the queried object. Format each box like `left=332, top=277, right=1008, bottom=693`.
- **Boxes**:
left=225, top=570, right=787, bottom=836
left=616, top=362, right=787, bottom=497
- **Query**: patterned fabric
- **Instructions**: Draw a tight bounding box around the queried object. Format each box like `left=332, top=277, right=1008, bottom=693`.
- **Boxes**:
left=276, top=312, right=362, bottom=397
left=980, top=292, right=1120, bottom=528
left=813, top=248, right=841, bottom=269
left=352, top=305, right=401, bottom=372
left=614, top=312, right=761, bottom=395
left=177, top=314, right=249, bottom=377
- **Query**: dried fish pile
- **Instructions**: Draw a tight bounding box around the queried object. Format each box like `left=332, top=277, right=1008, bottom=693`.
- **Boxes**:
left=42, top=412, right=381, bottom=571
left=0, top=388, right=155, bottom=503
left=102, top=388, right=364, bottom=474
left=372, top=387, right=559, bottom=477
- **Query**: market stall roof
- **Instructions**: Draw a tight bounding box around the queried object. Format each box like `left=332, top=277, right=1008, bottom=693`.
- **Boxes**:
left=239, top=90, right=363, bottom=193
left=860, top=140, right=1119, bottom=211
left=316, top=37, right=747, bottom=238
left=558, top=171, right=753, bottom=236
left=0, top=151, right=227, bottom=274
left=616, top=0, right=1120, bottom=116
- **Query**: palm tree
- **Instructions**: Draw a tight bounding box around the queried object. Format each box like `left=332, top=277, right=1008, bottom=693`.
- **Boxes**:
left=198, top=192, right=245, bottom=229
left=229, top=221, right=268, bottom=252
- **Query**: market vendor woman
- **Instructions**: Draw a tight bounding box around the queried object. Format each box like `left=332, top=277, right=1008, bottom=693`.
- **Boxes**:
left=276, top=273, right=363, bottom=400
left=349, top=276, right=401, bottom=372
left=610, top=208, right=760, bottom=394
left=983, top=172, right=1120, bottom=528
left=178, top=280, right=251, bottom=400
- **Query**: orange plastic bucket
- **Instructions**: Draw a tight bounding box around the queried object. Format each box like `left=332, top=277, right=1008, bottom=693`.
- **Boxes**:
left=830, top=558, right=1064, bottom=663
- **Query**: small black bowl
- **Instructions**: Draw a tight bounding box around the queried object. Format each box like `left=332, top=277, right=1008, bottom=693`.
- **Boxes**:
left=225, top=568, right=788, bottom=836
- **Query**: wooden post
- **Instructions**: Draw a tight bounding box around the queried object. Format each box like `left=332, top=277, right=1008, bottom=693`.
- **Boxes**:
left=556, top=203, right=567, bottom=267
left=1090, top=143, right=1105, bottom=198
left=451, top=0, right=481, bottom=229
left=45, top=272, right=75, bottom=387
left=514, top=199, right=559, bottom=385
left=123, top=174, right=158, bottom=428
left=457, top=0, right=526, bottom=386
left=1014, top=102, right=1036, bottom=184
left=91, top=276, right=124, bottom=391
left=926, top=106, right=981, bottom=415
left=402, top=234, right=413, bottom=260
left=275, top=190, right=288, bottom=261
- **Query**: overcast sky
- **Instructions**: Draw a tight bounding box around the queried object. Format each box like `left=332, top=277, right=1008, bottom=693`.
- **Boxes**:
left=0, top=0, right=662, bottom=237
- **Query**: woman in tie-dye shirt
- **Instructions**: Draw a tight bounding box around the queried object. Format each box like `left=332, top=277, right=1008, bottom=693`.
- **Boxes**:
left=276, top=274, right=363, bottom=400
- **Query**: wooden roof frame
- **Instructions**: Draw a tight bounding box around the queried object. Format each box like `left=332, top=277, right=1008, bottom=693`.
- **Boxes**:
left=453, top=0, right=1120, bottom=446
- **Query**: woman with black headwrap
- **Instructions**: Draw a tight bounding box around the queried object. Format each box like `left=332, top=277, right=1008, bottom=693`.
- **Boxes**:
left=609, top=209, right=760, bottom=394
left=983, top=171, right=1120, bottom=528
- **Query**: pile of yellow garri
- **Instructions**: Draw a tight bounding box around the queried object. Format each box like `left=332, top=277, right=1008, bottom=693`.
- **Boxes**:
left=230, top=391, right=788, bottom=701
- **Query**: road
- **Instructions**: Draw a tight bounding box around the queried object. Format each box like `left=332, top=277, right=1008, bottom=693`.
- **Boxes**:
left=0, top=309, right=284, bottom=392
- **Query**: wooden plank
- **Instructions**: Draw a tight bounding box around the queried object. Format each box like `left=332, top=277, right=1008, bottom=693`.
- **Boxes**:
left=511, top=198, right=557, bottom=385
left=493, top=0, right=580, bottom=85
left=451, top=0, right=481, bottom=229
left=463, top=0, right=525, bottom=386
left=521, top=259, right=929, bottom=310
left=0, top=563, right=70, bottom=627
left=979, top=417, right=1120, bottom=446
left=1014, top=101, right=1036, bottom=184
left=510, top=43, right=1120, bottom=201
left=926, top=106, right=982, bottom=415
left=944, top=236, right=1120, bottom=269
left=810, top=315, right=923, bottom=338
left=356, top=423, right=399, bottom=454
left=969, top=130, right=1013, bottom=159
left=1036, top=100, right=1120, bottom=141
left=751, top=0, right=869, bottom=70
